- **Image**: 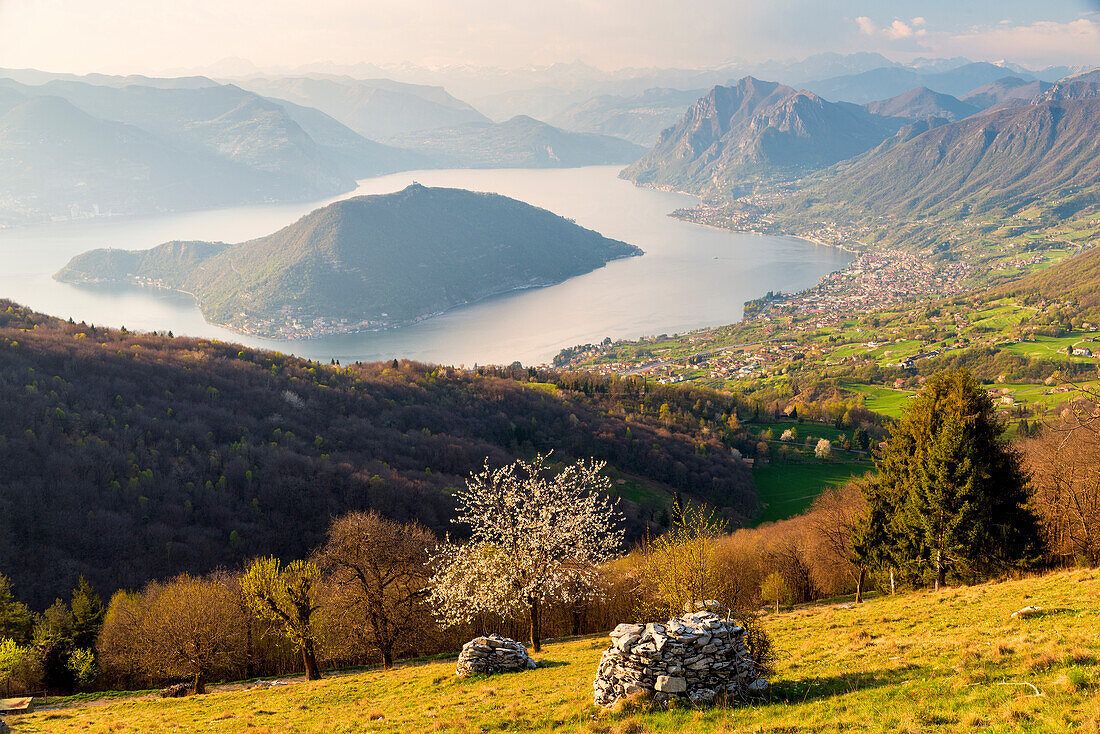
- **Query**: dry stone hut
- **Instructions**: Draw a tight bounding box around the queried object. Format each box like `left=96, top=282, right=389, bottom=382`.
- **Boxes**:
left=593, top=609, right=767, bottom=707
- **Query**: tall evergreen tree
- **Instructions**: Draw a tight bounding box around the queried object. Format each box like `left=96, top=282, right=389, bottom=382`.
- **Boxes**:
left=70, top=577, right=105, bottom=651
left=862, top=370, right=1040, bottom=590
left=0, top=573, right=34, bottom=643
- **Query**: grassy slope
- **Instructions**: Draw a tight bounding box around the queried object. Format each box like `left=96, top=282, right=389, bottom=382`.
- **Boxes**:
left=839, top=382, right=916, bottom=418
left=993, top=245, right=1100, bottom=319
left=17, top=569, right=1100, bottom=733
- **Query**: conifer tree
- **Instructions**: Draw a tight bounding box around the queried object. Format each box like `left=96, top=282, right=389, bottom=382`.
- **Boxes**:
left=862, top=369, right=1040, bottom=589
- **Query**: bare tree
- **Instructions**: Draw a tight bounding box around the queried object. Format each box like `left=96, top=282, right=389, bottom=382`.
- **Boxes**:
left=804, top=481, right=869, bottom=601
left=139, top=574, right=246, bottom=694
left=429, top=454, right=623, bottom=652
left=632, top=502, right=732, bottom=620
left=315, top=512, right=434, bottom=669
left=1025, top=417, right=1100, bottom=566
left=242, top=558, right=324, bottom=680
left=97, top=590, right=149, bottom=688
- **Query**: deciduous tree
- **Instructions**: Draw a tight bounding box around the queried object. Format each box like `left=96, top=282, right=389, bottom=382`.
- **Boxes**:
left=806, top=481, right=868, bottom=601
left=242, top=558, right=323, bottom=680
left=140, top=574, right=246, bottom=694
left=429, top=455, right=623, bottom=652
left=315, top=512, right=434, bottom=669
left=1025, top=411, right=1100, bottom=565
left=633, top=502, right=729, bottom=620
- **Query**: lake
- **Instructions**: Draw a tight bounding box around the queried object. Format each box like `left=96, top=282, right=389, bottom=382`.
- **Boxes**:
left=0, top=166, right=851, bottom=365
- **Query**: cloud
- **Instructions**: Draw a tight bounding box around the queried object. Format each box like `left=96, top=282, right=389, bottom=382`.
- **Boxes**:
left=885, top=20, right=913, bottom=39
left=934, top=16, right=1100, bottom=65
left=854, top=15, right=929, bottom=44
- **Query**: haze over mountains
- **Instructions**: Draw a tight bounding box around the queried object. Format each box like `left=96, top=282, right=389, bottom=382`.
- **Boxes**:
left=383, top=115, right=644, bottom=168
left=863, top=87, right=977, bottom=122
left=0, top=52, right=1095, bottom=227
left=550, top=88, right=707, bottom=146
left=801, top=61, right=1043, bottom=104
left=0, top=69, right=646, bottom=225
left=56, top=185, right=642, bottom=337
left=234, top=75, right=490, bottom=139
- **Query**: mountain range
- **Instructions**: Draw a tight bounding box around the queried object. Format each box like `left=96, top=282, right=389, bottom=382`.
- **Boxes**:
left=56, top=184, right=643, bottom=337
left=0, top=78, right=378, bottom=224
left=0, top=70, right=656, bottom=225
left=783, top=82, right=1100, bottom=219
left=0, top=90, right=297, bottom=225
left=960, top=77, right=1054, bottom=110
left=864, top=87, right=978, bottom=122
left=802, top=62, right=1039, bottom=104
left=235, top=75, right=490, bottom=139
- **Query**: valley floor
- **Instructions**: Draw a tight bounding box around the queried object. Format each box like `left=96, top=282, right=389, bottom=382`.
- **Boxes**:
left=12, top=569, right=1100, bottom=733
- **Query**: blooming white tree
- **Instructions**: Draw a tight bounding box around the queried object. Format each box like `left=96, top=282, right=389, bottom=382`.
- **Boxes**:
left=429, top=454, right=623, bottom=652
left=815, top=438, right=832, bottom=459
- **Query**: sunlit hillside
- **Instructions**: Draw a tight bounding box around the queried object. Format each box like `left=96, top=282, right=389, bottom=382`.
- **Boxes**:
left=15, top=569, right=1100, bottom=733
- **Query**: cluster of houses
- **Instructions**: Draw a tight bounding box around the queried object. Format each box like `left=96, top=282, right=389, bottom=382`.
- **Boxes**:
left=748, top=251, right=973, bottom=325
left=229, top=312, right=389, bottom=340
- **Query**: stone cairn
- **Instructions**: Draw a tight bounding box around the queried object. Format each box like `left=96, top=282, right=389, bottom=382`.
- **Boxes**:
left=456, top=633, right=537, bottom=676
left=593, top=608, right=768, bottom=708
left=160, top=682, right=190, bottom=698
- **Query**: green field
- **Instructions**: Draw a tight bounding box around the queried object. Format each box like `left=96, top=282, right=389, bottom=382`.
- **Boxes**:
left=840, top=382, right=917, bottom=419
left=15, top=569, right=1100, bottom=733
left=965, top=301, right=1032, bottom=330
left=1003, top=333, right=1098, bottom=362
left=752, top=461, right=872, bottom=525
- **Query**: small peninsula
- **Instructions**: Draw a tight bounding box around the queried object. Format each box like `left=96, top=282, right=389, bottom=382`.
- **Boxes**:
left=55, top=184, right=643, bottom=339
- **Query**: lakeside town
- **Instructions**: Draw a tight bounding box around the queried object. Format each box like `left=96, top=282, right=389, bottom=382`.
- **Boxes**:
left=553, top=241, right=1098, bottom=399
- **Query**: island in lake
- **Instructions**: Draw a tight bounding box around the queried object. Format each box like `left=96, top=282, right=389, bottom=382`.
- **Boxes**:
left=55, top=184, right=643, bottom=339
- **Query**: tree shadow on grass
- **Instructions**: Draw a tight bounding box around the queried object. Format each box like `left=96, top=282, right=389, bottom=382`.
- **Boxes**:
left=763, top=666, right=922, bottom=705
left=533, top=660, right=570, bottom=669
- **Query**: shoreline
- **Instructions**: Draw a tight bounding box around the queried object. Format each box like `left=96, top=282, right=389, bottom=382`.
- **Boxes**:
left=667, top=209, right=862, bottom=256
left=57, top=247, right=644, bottom=343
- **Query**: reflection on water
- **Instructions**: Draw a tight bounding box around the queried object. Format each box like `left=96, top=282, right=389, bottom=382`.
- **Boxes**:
left=0, top=166, right=851, bottom=365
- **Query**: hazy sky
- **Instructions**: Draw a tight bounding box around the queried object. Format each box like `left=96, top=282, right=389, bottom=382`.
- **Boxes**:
left=1, top=0, right=1098, bottom=75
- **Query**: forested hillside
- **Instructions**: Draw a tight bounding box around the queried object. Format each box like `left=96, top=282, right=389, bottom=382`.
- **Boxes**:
left=991, top=244, right=1100, bottom=320
left=0, top=302, right=755, bottom=608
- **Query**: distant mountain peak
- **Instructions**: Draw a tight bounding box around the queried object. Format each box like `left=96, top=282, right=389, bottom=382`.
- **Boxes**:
left=865, top=86, right=977, bottom=122
left=623, top=76, right=905, bottom=194
left=1034, top=80, right=1100, bottom=104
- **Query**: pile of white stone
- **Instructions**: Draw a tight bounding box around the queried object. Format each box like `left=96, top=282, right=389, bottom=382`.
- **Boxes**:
left=593, top=607, right=768, bottom=707
left=455, top=633, right=537, bottom=676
